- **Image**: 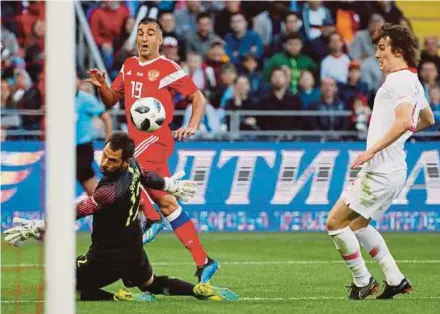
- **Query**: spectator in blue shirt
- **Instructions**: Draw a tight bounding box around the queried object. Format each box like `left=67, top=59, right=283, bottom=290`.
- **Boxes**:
left=240, top=54, right=267, bottom=100
left=174, top=0, right=204, bottom=37
left=310, top=77, right=349, bottom=133
left=427, top=85, right=440, bottom=133
left=337, top=60, right=370, bottom=106
left=224, top=12, right=264, bottom=66
left=76, top=77, right=112, bottom=196
left=298, top=70, right=320, bottom=110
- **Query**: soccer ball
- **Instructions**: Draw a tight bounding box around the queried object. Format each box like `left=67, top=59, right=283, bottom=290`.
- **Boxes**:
left=130, top=97, right=166, bottom=132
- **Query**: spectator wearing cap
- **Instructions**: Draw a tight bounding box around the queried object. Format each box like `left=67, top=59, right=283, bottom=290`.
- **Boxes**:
left=264, top=33, right=317, bottom=93
left=350, top=93, right=371, bottom=139
left=206, top=41, right=230, bottom=84
left=349, top=14, right=384, bottom=61
left=337, top=61, right=369, bottom=106
left=271, top=11, right=304, bottom=56
left=162, top=36, right=181, bottom=64
left=258, top=67, right=302, bottom=131
left=214, top=0, right=242, bottom=38
left=309, top=78, right=349, bottom=133
left=298, top=70, right=320, bottom=110
left=301, top=1, right=335, bottom=62
left=420, top=36, right=440, bottom=74
left=185, top=13, right=223, bottom=58
left=320, top=32, right=351, bottom=84
left=174, top=0, right=204, bottom=37
left=240, top=54, right=266, bottom=100
left=89, top=1, right=129, bottom=73
left=224, top=12, right=264, bottom=67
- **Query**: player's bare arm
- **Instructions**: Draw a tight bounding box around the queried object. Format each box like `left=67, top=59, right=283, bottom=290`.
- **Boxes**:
left=414, top=106, right=435, bottom=132
left=173, top=90, right=206, bottom=141
left=86, top=68, right=123, bottom=108
left=351, top=102, right=413, bottom=169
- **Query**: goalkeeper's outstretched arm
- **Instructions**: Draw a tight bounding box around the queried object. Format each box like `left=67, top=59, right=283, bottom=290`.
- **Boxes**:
left=139, top=167, right=197, bottom=202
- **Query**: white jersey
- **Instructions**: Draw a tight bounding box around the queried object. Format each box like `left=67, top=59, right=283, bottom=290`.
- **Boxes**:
left=365, top=68, right=429, bottom=173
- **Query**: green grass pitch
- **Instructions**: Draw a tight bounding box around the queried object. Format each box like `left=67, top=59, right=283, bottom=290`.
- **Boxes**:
left=2, top=232, right=440, bottom=314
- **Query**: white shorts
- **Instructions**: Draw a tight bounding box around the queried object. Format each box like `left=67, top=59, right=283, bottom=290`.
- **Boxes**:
left=341, top=169, right=406, bottom=220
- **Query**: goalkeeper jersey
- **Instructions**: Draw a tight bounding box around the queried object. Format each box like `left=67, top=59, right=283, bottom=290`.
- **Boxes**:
left=76, top=159, right=164, bottom=251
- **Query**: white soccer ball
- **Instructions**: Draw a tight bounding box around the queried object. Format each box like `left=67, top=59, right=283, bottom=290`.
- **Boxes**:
left=130, top=97, right=166, bottom=132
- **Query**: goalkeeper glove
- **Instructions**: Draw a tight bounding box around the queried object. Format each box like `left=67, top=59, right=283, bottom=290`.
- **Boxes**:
left=163, top=171, right=197, bottom=202
left=3, top=217, right=45, bottom=247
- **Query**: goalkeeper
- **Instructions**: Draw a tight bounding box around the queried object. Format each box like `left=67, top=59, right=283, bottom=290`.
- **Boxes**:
left=4, top=132, right=237, bottom=302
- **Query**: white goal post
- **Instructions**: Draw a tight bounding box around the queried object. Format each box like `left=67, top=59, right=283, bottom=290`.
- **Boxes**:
left=45, top=1, right=76, bottom=313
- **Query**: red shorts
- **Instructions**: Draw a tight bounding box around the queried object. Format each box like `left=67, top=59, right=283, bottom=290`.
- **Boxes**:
left=135, top=140, right=173, bottom=203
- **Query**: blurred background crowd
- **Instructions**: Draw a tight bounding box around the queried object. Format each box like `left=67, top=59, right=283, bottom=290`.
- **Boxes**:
left=1, top=0, right=440, bottom=141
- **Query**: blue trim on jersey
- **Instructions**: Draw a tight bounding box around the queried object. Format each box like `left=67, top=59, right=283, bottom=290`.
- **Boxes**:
left=169, top=211, right=190, bottom=229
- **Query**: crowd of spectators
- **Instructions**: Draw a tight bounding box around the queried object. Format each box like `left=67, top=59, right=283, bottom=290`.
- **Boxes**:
left=2, top=0, right=440, bottom=141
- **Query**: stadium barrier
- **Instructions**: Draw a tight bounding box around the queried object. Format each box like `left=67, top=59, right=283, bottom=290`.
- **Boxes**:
left=2, top=109, right=440, bottom=139
left=1, top=141, right=439, bottom=232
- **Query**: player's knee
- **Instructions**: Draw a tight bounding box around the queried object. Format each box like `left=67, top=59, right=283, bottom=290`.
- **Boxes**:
left=326, top=215, right=339, bottom=231
left=138, top=274, right=155, bottom=291
left=349, top=217, right=370, bottom=231
left=139, top=276, right=169, bottom=295
left=157, top=195, right=179, bottom=216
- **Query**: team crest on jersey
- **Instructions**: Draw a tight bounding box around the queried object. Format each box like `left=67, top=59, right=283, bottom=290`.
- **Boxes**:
left=148, top=70, right=160, bottom=81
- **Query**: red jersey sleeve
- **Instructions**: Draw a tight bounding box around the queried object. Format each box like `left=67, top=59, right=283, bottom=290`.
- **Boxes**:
left=159, top=60, right=198, bottom=97
left=111, top=64, right=125, bottom=94
left=76, top=185, right=116, bottom=219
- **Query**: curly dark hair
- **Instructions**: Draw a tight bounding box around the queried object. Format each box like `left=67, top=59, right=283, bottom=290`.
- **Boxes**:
left=373, top=23, right=420, bottom=68
left=105, top=132, right=135, bottom=161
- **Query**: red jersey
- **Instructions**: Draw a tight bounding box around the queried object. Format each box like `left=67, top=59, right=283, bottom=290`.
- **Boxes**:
left=111, top=56, right=198, bottom=152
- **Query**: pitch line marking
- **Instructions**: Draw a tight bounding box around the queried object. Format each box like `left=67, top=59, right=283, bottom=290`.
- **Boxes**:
left=240, top=296, right=440, bottom=301
left=2, top=296, right=440, bottom=303
left=2, top=260, right=440, bottom=268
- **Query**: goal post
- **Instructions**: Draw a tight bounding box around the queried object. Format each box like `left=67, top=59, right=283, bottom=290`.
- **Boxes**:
left=45, top=1, right=76, bottom=313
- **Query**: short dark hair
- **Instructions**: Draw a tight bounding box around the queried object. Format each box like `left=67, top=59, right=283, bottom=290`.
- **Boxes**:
left=328, top=31, right=342, bottom=41
left=271, top=66, right=286, bottom=77
left=138, top=17, right=163, bottom=33
left=234, top=74, right=249, bottom=85
left=230, top=12, right=247, bottom=22
left=196, top=12, right=211, bottom=23
left=373, top=23, right=420, bottom=68
left=283, top=32, right=302, bottom=44
left=220, top=63, right=237, bottom=74
left=284, top=11, right=299, bottom=22
left=105, top=132, right=135, bottom=161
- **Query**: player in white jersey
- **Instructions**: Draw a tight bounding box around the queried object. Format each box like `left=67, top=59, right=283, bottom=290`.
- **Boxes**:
left=326, top=24, right=435, bottom=300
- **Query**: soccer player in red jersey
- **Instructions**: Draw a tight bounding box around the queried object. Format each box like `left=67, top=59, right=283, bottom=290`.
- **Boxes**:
left=86, top=17, right=218, bottom=283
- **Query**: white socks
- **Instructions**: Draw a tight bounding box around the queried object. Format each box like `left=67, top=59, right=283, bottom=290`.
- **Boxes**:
left=355, top=225, right=404, bottom=286
left=328, top=226, right=371, bottom=287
